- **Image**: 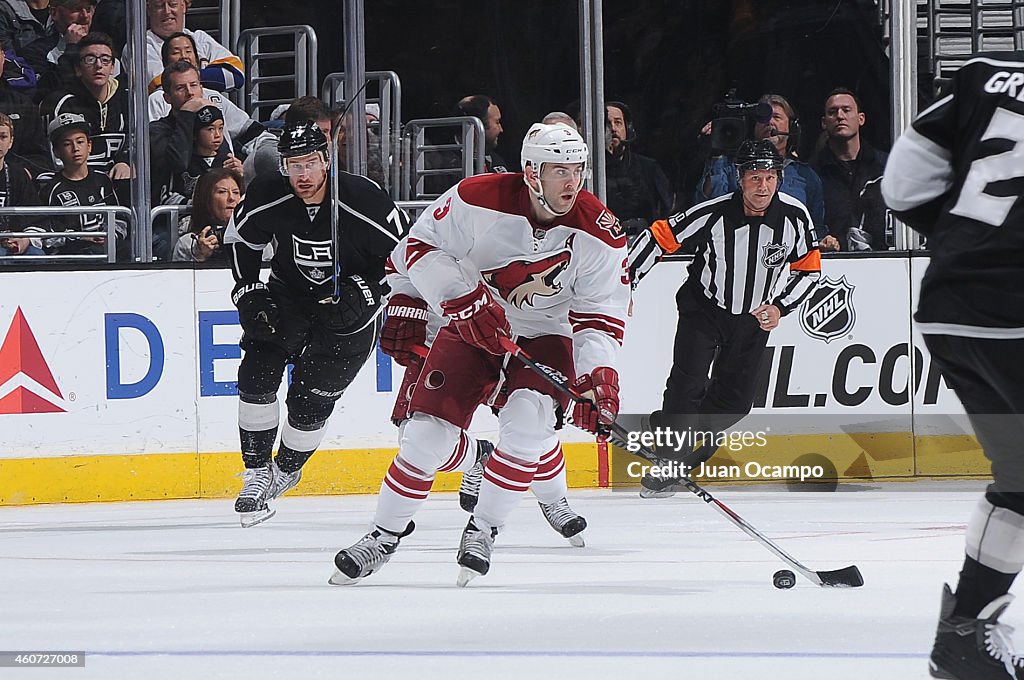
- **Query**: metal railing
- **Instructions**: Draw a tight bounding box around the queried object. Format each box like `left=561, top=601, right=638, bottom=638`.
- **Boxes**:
left=0, top=206, right=134, bottom=264
left=322, top=70, right=403, bottom=199
left=235, top=25, right=318, bottom=121
left=920, top=0, right=1024, bottom=88
left=185, top=0, right=240, bottom=57
left=401, top=116, right=485, bottom=201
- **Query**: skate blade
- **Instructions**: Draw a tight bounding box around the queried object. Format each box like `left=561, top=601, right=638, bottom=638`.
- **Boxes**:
left=639, top=487, right=677, bottom=499
left=328, top=569, right=359, bottom=586
left=568, top=532, right=585, bottom=548
left=239, top=507, right=275, bottom=528
left=456, top=566, right=481, bottom=588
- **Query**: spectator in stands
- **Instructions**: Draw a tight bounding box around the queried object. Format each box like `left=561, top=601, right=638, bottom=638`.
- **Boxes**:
left=145, top=0, right=243, bottom=94
left=0, top=0, right=56, bottom=96
left=2, top=46, right=37, bottom=90
left=39, top=32, right=129, bottom=183
left=40, top=0, right=109, bottom=92
left=812, top=87, right=890, bottom=252
left=605, top=100, right=672, bottom=236
left=696, top=93, right=825, bottom=238
left=38, top=111, right=125, bottom=257
left=151, top=60, right=209, bottom=202
left=456, top=93, right=507, bottom=172
left=0, top=112, right=46, bottom=257
left=157, top=99, right=241, bottom=205
left=148, top=32, right=276, bottom=178
left=90, top=0, right=122, bottom=54
left=171, top=165, right=239, bottom=263
left=541, top=110, right=576, bottom=130
left=0, top=46, right=49, bottom=173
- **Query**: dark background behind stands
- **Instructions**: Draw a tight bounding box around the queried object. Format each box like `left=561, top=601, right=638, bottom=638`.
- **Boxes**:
left=240, top=0, right=893, bottom=210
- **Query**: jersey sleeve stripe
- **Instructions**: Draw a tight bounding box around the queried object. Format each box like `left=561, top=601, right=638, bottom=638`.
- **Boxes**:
left=405, top=237, right=436, bottom=269
left=569, top=319, right=625, bottom=344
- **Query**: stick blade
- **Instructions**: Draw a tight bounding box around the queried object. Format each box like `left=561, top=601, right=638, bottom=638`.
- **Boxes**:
left=816, top=565, right=864, bottom=588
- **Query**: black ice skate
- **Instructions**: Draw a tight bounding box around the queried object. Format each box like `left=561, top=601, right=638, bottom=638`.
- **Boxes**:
left=329, top=522, right=415, bottom=585
left=456, top=517, right=498, bottom=587
left=235, top=464, right=275, bottom=528
left=458, top=439, right=494, bottom=512
left=538, top=497, right=587, bottom=547
left=639, top=471, right=680, bottom=499
left=269, top=458, right=302, bottom=501
left=929, top=583, right=1024, bottom=679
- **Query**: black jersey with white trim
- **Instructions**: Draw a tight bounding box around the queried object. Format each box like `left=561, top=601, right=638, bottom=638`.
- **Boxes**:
left=224, top=171, right=407, bottom=300
left=882, top=52, right=1024, bottom=336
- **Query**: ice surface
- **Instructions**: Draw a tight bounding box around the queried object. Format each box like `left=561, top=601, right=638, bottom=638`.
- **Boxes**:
left=0, top=481, right=991, bottom=679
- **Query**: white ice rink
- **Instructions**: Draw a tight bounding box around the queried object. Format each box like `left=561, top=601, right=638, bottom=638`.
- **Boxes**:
left=0, top=481, right=993, bottom=679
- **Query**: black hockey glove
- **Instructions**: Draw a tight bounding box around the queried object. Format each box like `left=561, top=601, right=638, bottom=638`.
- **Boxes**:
left=232, top=281, right=279, bottom=340
left=318, top=274, right=381, bottom=333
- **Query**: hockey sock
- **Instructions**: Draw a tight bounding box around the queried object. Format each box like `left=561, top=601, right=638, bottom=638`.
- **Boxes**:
left=240, top=428, right=277, bottom=469
left=438, top=431, right=477, bottom=473
left=275, top=420, right=327, bottom=473
left=373, top=454, right=436, bottom=535
left=530, top=444, right=567, bottom=504
left=474, top=448, right=539, bottom=528
left=953, top=555, right=1018, bottom=618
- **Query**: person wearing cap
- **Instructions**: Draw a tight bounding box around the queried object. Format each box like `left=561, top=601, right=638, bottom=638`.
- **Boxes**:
left=628, top=139, right=821, bottom=494
left=221, top=119, right=407, bottom=528
left=161, top=102, right=240, bottom=205
left=150, top=59, right=241, bottom=205
left=37, top=110, right=126, bottom=258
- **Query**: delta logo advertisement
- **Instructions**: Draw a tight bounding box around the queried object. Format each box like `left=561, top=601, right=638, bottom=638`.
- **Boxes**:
left=0, top=307, right=66, bottom=414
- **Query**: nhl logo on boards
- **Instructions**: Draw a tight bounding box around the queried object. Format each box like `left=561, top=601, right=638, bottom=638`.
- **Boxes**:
left=761, top=243, right=787, bottom=268
left=799, top=276, right=856, bottom=343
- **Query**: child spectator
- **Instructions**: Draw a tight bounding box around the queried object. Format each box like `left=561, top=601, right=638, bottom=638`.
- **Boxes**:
left=38, top=111, right=125, bottom=258
left=0, top=112, right=46, bottom=258
left=171, top=165, right=240, bottom=263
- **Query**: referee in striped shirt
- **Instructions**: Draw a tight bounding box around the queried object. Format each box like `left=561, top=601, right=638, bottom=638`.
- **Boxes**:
left=628, top=139, right=821, bottom=484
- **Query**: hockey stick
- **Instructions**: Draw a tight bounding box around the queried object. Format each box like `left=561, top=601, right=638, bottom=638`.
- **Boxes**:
left=495, top=336, right=864, bottom=589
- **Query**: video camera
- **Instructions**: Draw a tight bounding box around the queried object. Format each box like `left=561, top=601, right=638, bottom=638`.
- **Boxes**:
left=709, top=89, right=773, bottom=153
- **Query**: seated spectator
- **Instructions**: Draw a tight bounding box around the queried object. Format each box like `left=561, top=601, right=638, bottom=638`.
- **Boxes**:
left=696, top=93, right=825, bottom=237
left=0, top=46, right=49, bottom=173
left=0, top=112, right=46, bottom=258
left=148, top=32, right=276, bottom=177
left=39, top=0, right=119, bottom=93
left=605, top=100, right=672, bottom=236
left=39, top=31, right=129, bottom=193
left=812, top=87, right=890, bottom=252
left=0, top=0, right=57, bottom=98
left=38, top=111, right=126, bottom=257
left=145, top=0, right=243, bottom=94
left=2, top=47, right=37, bottom=90
left=171, top=165, right=239, bottom=263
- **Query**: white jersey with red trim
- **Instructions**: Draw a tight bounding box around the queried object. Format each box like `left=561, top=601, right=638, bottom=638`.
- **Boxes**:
left=384, top=235, right=447, bottom=344
left=404, top=173, right=630, bottom=376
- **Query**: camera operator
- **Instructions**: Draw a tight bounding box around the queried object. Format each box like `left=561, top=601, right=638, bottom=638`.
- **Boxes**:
left=604, top=101, right=673, bottom=238
left=695, top=93, right=825, bottom=243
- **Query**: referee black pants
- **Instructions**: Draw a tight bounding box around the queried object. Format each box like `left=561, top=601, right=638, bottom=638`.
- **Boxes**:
left=925, top=334, right=1024, bottom=497
left=662, top=283, right=769, bottom=432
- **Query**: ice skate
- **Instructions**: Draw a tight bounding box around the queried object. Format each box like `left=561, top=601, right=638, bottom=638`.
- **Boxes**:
left=456, top=517, right=498, bottom=587
left=538, top=497, right=587, bottom=547
left=929, top=584, right=1024, bottom=679
left=269, top=458, right=302, bottom=500
left=458, top=439, right=494, bottom=512
left=235, top=464, right=275, bottom=527
left=329, top=521, right=415, bottom=585
left=639, top=472, right=679, bottom=499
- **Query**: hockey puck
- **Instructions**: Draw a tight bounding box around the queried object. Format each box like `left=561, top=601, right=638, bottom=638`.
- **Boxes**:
left=773, top=569, right=796, bottom=589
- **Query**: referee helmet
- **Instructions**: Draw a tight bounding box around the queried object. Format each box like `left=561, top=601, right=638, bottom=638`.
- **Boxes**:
left=735, top=139, right=785, bottom=181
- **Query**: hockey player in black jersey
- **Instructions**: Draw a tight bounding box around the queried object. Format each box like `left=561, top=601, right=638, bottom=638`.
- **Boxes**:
left=883, top=54, right=1024, bottom=679
left=223, top=119, right=407, bottom=527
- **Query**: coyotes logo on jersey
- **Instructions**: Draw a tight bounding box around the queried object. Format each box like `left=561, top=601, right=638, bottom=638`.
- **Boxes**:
left=482, top=249, right=571, bottom=309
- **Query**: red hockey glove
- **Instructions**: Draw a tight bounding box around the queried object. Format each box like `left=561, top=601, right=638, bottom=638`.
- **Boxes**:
left=380, top=294, right=430, bottom=366
left=572, top=367, right=620, bottom=435
left=440, top=282, right=510, bottom=355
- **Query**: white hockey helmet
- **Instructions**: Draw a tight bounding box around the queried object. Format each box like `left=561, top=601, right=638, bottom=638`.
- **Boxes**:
left=521, top=122, right=589, bottom=216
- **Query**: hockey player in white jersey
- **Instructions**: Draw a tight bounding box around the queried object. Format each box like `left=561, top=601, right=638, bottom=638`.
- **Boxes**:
left=380, top=234, right=588, bottom=546
left=332, top=123, right=629, bottom=586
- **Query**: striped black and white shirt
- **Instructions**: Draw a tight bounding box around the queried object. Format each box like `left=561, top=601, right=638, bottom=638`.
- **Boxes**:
left=628, top=191, right=821, bottom=315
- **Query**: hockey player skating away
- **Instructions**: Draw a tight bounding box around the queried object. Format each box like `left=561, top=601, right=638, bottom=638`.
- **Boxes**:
left=224, top=120, right=406, bottom=528
left=381, top=234, right=588, bottom=546
left=332, top=123, right=629, bottom=586
left=882, top=54, right=1024, bottom=679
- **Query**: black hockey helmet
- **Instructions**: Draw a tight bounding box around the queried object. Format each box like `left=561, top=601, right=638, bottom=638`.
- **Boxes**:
left=278, top=119, right=329, bottom=158
left=735, top=139, right=784, bottom=175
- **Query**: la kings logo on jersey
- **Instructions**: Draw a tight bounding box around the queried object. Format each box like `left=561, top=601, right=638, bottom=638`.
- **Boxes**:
left=292, top=235, right=333, bottom=285
left=799, top=276, right=856, bottom=343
